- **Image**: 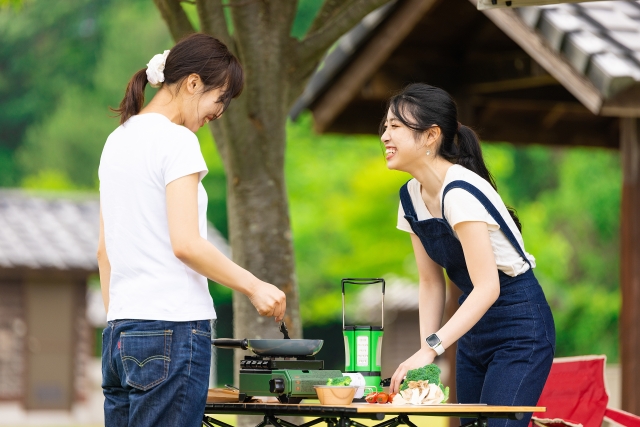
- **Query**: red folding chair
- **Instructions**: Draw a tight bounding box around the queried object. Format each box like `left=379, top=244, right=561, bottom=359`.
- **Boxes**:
left=532, top=355, right=640, bottom=427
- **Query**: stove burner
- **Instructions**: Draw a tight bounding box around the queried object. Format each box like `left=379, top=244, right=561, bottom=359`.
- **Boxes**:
left=244, top=355, right=317, bottom=361
left=240, top=355, right=324, bottom=372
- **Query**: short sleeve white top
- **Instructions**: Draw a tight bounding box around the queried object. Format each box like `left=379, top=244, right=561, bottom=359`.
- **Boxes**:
left=397, top=165, right=535, bottom=276
left=99, top=113, right=216, bottom=322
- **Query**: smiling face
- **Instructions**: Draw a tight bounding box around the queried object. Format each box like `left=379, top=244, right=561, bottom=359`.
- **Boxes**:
left=181, top=74, right=227, bottom=132
left=381, top=107, right=444, bottom=173
left=381, top=109, right=425, bottom=172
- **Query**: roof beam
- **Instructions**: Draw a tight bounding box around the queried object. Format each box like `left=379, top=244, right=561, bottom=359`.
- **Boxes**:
left=463, top=74, right=560, bottom=95
left=477, top=0, right=608, bottom=10
left=311, top=0, right=441, bottom=133
left=469, top=0, right=604, bottom=114
left=602, top=86, right=640, bottom=118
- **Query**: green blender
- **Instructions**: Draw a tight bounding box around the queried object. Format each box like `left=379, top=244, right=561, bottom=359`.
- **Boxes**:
left=342, top=278, right=385, bottom=394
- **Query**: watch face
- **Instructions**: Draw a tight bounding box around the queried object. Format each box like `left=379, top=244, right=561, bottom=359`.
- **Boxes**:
left=426, top=334, right=440, bottom=347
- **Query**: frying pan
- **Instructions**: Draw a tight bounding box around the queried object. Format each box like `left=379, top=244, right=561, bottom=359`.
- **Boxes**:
left=212, top=338, right=324, bottom=356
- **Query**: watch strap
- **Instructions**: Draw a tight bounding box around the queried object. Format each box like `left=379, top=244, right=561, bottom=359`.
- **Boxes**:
left=432, top=342, right=445, bottom=356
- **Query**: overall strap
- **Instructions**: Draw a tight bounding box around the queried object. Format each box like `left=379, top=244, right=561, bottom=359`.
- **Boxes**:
left=441, top=180, right=531, bottom=267
left=400, top=180, right=418, bottom=219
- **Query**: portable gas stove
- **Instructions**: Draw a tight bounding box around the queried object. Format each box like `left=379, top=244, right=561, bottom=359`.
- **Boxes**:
left=238, top=354, right=342, bottom=403
left=213, top=338, right=342, bottom=404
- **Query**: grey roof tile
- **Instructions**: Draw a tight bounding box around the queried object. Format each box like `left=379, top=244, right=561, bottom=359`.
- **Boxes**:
left=539, top=9, right=594, bottom=51
left=519, top=1, right=640, bottom=99
left=516, top=7, right=543, bottom=27
left=0, top=191, right=229, bottom=271
left=614, top=2, right=640, bottom=18
left=582, top=8, right=639, bottom=31
left=564, top=31, right=623, bottom=72
left=578, top=2, right=616, bottom=10
left=588, top=52, right=639, bottom=96
left=609, top=30, right=640, bottom=50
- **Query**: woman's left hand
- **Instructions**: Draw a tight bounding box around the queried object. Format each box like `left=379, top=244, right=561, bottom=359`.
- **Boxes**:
left=389, top=347, right=436, bottom=394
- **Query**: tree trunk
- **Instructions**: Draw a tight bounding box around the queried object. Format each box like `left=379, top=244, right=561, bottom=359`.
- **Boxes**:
left=207, top=11, right=303, bottom=425
left=210, top=92, right=301, bottom=353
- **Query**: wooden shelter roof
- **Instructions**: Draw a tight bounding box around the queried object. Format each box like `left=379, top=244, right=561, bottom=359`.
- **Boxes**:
left=477, top=0, right=633, bottom=10
left=291, top=0, right=640, bottom=149
left=0, top=191, right=230, bottom=273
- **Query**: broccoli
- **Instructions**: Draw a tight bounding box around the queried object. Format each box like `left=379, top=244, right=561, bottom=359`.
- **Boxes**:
left=400, top=363, right=450, bottom=402
left=326, top=376, right=352, bottom=386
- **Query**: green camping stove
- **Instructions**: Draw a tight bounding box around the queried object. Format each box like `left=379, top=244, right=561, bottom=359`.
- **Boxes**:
left=238, top=356, right=342, bottom=403
left=342, top=278, right=385, bottom=393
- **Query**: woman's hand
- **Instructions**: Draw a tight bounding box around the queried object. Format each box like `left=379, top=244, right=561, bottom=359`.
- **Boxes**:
left=389, top=347, right=436, bottom=394
left=166, top=174, right=287, bottom=321
left=248, top=280, right=287, bottom=322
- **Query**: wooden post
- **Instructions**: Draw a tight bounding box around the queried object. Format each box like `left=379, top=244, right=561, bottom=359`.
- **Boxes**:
left=620, top=117, right=640, bottom=414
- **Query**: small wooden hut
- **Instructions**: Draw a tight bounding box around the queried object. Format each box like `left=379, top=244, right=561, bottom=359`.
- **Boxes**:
left=0, top=191, right=99, bottom=410
left=0, top=190, right=229, bottom=410
left=292, top=0, right=640, bottom=413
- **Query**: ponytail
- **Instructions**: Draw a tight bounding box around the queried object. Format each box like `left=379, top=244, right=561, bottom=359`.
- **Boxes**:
left=112, top=68, right=148, bottom=125
left=452, top=124, right=522, bottom=231
left=452, top=124, right=495, bottom=189
left=382, top=83, right=522, bottom=231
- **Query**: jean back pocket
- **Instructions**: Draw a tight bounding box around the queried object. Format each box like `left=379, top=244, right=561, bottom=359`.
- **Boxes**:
left=120, top=330, right=172, bottom=391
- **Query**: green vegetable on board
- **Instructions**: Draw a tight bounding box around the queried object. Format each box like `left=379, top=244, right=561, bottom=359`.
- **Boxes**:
left=400, top=364, right=450, bottom=402
left=326, top=376, right=352, bottom=386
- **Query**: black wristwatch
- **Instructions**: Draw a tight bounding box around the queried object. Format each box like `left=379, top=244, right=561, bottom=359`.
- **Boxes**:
left=426, top=333, right=444, bottom=356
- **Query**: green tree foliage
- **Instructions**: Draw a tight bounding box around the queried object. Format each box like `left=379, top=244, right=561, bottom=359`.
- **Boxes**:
left=0, top=0, right=623, bottom=361
left=468, top=144, right=620, bottom=359
left=0, top=0, right=110, bottom=185
left=14, top=0, right=171, bottom=189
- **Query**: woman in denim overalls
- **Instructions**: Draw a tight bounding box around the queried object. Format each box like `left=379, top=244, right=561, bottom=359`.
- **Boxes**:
left=384, top=84, right=555, bottom=427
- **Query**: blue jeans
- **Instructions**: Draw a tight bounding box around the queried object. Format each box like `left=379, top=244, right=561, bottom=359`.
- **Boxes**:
left=102, top=319, right=212, bottom=427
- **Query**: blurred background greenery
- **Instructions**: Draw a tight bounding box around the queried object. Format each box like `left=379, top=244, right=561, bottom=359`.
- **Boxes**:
left=0, top=0, right=620, bottom=386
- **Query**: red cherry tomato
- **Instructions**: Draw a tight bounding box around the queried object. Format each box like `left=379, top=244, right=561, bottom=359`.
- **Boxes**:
left=365, top=392, right=378, bottom=404
left=389, top=392, right=397, bottom=403
left=376, top=392, right=389, bottom=404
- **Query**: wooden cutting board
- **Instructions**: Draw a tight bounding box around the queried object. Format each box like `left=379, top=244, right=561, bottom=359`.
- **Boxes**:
left=207, top=388, right=240, bottom=403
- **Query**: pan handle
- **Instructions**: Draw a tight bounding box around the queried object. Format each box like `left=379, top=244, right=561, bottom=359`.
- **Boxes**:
left=212, top=338, right=249, bottom=350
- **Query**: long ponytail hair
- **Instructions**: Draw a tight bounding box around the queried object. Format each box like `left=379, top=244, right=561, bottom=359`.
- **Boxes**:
left=382, top=83, right=522, bottom=231
left=113, top=33, right=244, bottom=124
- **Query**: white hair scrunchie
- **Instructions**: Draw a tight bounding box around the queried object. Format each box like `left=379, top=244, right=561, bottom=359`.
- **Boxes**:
left=146, top=50, right=170, bottom=88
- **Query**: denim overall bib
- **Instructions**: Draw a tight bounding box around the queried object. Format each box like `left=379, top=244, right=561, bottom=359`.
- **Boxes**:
left=400, top=180, right=556, bottom=427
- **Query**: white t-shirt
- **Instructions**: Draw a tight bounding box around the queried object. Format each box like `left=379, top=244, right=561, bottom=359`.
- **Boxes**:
left=397, top=165, right=536, bottom=276
left=99, top=113, right=216, bottom=322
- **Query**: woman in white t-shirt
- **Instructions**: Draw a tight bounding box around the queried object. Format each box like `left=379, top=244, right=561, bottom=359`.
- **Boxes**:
left=97, top=33, right=286, bottom=427
left=382, top=84, right=555, bottom=427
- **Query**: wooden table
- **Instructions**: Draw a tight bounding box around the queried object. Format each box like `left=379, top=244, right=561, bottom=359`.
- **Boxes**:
left=203, top=402, right=545, bottom=427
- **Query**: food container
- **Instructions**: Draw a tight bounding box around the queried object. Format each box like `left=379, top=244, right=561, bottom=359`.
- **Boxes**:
left=341, top=373, right=366, bottom=398
left=313, top=386, right=358, bottom=405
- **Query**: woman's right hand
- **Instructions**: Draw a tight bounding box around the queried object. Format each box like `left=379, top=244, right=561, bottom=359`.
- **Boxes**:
left=389, top=347, right=436, bottom=394
left=248, top=280, right=287, bottom=322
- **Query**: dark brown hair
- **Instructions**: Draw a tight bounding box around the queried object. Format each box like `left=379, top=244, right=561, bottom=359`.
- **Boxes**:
left=113, top=33, right=244, bottom=124
left=381, top=83, right=522, bottom=231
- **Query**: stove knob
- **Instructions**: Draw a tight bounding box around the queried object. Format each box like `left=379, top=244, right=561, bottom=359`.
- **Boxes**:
left=269, top=378, right=285, bottom=394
